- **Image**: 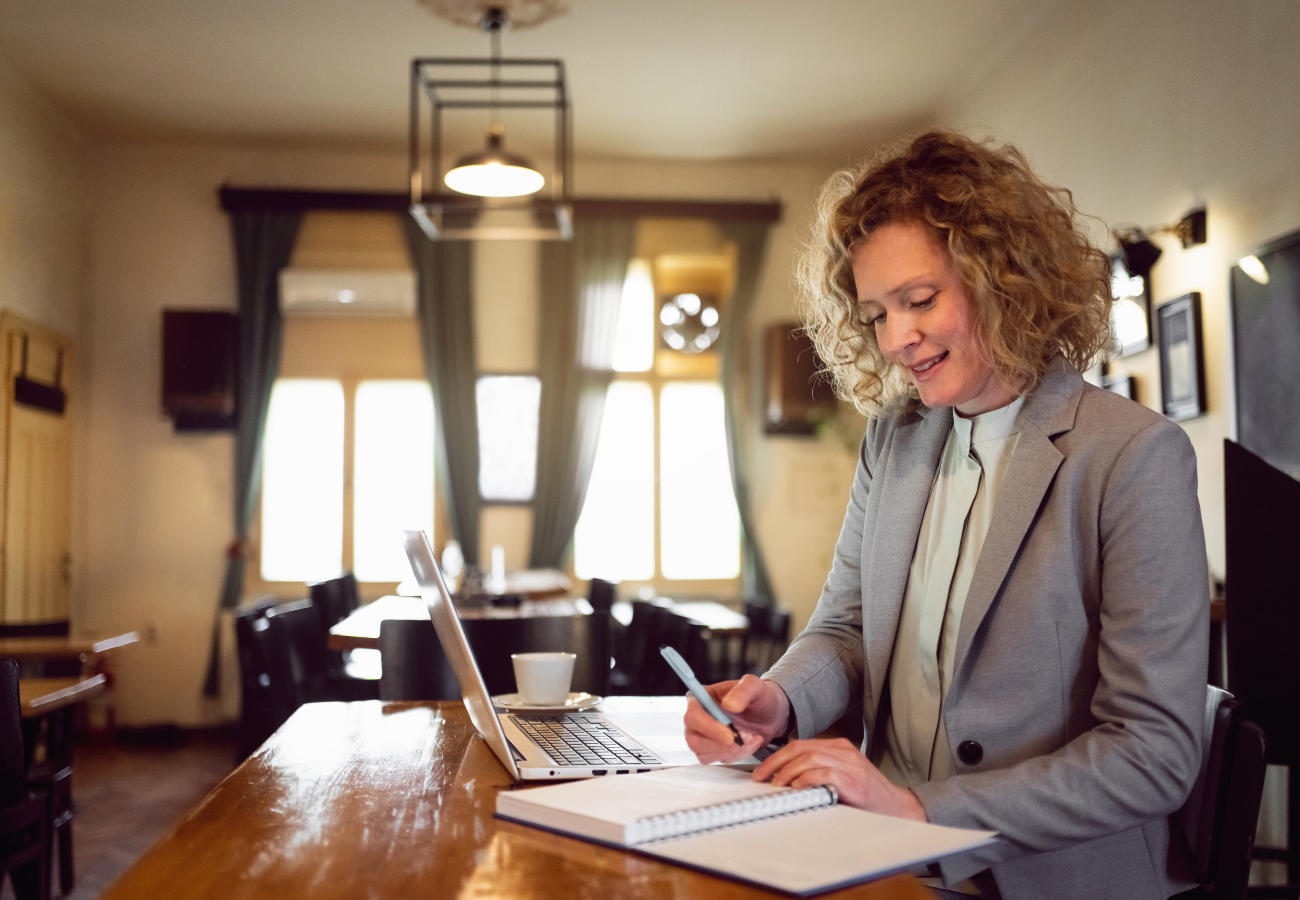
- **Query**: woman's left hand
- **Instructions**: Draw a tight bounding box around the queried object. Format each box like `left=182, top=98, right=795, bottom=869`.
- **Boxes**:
left=752, top=738, right=928, bottom=821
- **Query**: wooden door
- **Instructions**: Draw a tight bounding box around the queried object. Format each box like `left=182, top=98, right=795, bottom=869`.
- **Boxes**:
left=1, top=314, right=73, bottom=624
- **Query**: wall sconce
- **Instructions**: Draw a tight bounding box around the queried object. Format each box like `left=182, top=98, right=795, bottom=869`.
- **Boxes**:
left=1113, top=207, right=1208, bottom=276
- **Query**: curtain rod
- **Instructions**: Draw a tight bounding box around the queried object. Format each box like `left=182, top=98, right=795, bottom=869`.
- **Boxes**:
left=217, top=186, right=782, bottom=224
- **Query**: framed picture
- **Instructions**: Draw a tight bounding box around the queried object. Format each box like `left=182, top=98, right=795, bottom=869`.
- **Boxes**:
left=1157, top=292, right=1207, bottom=420
left=1110, top=253, right=1151, bottom=356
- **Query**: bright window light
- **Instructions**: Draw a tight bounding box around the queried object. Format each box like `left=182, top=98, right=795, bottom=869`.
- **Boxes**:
left=261, top=380, right=345, bottom=582
left=574, top=382, right=655, bottom=580
left=611, top=259, right=655, bottom=373
left=659, top=382, right=740, bottom=580
left=477, top=375, right=541, bottom=502
left=353, top=380, right=435, bottom=582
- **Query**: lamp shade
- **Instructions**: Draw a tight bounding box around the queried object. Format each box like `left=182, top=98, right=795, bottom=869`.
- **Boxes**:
left=444, top=130, right=544, bottom=197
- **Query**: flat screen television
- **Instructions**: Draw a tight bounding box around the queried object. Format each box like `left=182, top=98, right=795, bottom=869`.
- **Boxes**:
left=1231, top=228, right=1300, bottom=479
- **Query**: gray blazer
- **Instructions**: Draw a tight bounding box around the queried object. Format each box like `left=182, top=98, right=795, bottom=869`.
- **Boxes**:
left=766, top=357, right=1209, bottom=900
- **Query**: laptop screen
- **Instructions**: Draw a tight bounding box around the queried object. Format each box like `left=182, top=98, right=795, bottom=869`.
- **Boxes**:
left=402, top=529, right=521, bottom=780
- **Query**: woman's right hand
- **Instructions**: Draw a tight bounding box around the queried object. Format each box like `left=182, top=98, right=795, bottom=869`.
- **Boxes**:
left=683, top=674, right=792, bottom=764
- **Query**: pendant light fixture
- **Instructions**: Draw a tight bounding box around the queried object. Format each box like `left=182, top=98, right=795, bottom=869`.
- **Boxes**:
left=409, top=2, right=572, bottom=240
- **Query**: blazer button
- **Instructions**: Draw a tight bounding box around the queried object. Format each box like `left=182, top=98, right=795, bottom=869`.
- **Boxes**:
left=957, top=741, right=983, bottom=765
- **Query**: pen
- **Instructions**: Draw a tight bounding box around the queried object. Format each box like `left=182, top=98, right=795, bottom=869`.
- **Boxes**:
left=660, top=645, right=774, bottom=761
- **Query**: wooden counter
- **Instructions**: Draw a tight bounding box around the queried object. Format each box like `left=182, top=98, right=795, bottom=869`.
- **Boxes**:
left=103, top=701, right=933, bottom=900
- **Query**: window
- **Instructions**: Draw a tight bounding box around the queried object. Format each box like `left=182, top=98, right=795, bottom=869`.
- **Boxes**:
left=574, top=257, right=741, bottom=588
left=259, top=377, right=435, bottom=585
left=477, top=374, right=542, bottom=502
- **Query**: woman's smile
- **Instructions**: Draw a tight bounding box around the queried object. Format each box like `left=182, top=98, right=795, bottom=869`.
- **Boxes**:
left=852, top=221, right=1017, bottom=416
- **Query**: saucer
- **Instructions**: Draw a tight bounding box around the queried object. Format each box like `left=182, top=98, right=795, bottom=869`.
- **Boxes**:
left=491, top=692, right=603, bottom=713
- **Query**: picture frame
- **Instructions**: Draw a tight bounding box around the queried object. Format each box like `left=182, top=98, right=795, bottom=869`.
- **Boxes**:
left=1110, top=253, right=1152, bottom=356
left=1156, top=292, right=1207, bottom=420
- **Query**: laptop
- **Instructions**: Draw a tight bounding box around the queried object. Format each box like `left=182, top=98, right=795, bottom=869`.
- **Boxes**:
left=403, top=529, right=704, bottom=780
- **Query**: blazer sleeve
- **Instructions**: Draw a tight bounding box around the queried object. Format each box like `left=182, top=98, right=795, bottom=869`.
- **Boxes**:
left=763, top=420, right=877, bottom=738
left=912, top=417, right=1209, bottom=869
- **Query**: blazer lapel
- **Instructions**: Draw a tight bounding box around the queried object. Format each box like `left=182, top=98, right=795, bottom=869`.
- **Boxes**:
left=863, top=405, right=950, bottom=713
left=950, top=358, right=1084, bottom=677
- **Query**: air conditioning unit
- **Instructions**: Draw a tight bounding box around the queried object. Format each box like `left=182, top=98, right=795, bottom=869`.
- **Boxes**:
left=279, top=269, right=416, bottom=316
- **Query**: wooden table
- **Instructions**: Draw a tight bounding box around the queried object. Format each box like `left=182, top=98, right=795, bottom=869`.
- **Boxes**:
left=102, top=701, right=933, bottom=900
left=19, top=674, right=107, bottom=719
left=329, top=595, right=587, bottom=652
left=0, top=631, right=138, bottom=672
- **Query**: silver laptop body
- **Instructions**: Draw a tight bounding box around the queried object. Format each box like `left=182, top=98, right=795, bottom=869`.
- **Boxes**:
left=403, top=529, right=691, bottom=781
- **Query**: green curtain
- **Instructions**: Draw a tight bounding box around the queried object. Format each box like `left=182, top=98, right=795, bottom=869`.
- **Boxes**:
left=528, top=217, right=637, bottom=568
left=402, top=216, right=482, bottom=565
left=718, top=221, right=776, bottom=604
left=203, top=210, right=303, bottom=696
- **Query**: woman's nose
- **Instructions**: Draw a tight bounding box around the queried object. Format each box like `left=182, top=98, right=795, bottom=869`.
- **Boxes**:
left=878, top=315, right=920, bottom=358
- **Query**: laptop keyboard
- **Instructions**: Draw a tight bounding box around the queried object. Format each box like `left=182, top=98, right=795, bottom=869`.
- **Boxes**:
left=510, top=714, right=662, bottom=768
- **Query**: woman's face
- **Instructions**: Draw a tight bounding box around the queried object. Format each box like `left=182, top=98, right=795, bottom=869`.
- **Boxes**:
left=852, top=221, right=1016, bottom=416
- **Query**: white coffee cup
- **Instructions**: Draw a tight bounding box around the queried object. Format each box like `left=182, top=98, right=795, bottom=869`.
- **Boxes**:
left=511, top=652, right=576, bottom=706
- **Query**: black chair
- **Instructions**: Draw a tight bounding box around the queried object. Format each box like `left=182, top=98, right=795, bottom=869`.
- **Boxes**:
left=650, top=612, right=711, bottom=694
left=262, top=600, right=379, bottom=720
left=586, top=578, right=617, bottom=613
left=742, top=600, right=792, bottom=676
left=610, top=601, right=672, bottom=695
left=234, top=597, right=283, bottom=759
left=1224, top=440, right=1300, bottom=893
left=377, top=614, right=612, bottom=700
left=378, top=619, right=459, bottom=702
left=0, top=659, right=49, bottom=900
left=1172, top=686, right=1269, bottom=900
left=309, top=574, right=360, bottom=629
left=24, top=705, right=76, bottom=897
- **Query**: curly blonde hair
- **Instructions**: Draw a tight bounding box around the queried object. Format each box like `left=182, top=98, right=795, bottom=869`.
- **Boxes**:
left=799, top=130, right=1112, bottom=416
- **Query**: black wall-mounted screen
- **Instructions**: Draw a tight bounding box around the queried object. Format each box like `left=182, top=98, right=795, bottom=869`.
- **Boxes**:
left=1230, top=228, right=1300, bottom=480
left=162, top=310, right=238, bottom=431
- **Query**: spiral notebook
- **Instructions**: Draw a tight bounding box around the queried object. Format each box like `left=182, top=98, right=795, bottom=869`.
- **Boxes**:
left=495, top=765, right=999, bottom=896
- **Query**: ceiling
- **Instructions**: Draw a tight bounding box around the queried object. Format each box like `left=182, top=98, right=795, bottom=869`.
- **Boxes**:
left=0, top=0, right=1052, bottom=163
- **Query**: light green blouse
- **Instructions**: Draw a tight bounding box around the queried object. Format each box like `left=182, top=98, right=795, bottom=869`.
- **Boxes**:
left=879, top=395, right=1026, bottom=788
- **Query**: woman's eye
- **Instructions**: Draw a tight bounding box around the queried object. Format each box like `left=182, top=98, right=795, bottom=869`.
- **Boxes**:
left=911, top=293, right=938, bottom=310
left=869, top=311, right=886, bottom=326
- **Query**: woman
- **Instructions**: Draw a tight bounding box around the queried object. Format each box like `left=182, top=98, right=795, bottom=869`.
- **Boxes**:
left=684, top=131, right=1208, bottom=900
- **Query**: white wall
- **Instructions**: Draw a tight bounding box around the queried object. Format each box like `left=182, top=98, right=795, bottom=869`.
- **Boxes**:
left=939, top=0, right=1300, bottom=579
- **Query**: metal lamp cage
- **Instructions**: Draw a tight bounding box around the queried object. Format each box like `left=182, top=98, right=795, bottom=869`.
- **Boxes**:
left=408, top=56, right=573, bottom=240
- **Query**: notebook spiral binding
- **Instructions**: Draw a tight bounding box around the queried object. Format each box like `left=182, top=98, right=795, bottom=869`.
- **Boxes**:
left=628, top=784, right=838, bottom=846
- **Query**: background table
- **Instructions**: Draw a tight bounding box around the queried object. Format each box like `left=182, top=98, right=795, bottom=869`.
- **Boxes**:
left=328, top=595, right=587, bottom=651
left=103, top=701, right=934, bottom=900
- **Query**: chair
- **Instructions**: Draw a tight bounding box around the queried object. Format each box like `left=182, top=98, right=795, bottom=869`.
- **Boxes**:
left=649, top=612, right=711, bottom=694
left=1171, top=686, right=1269, bottom=900
left=24, top=704, right=76, bottom=897
left=234, top=597, right=283, bottom=759
left=377, top=614, right=612, bottom=700
left=378, top=619, right=459, bottom=701
left=262, top=600, right=378, bottom=720
left=0, top=659, right=49, bottom=900
left=309, top=574, right=360, bottom=629
left=586, top=578, right=616, bottom=613
left=742, top=600, right=792, bottom=676
left=308, top=574, right=379, bottom=682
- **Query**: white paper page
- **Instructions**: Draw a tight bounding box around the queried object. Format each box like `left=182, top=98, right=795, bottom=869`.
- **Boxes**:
left=503, top=765, right=792, bottom=826
left=599, top=697, right=757, bottom=767
left=647, top=804, right=998, bottom=896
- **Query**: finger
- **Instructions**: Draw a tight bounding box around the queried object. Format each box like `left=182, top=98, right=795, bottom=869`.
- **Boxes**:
left=719, top=675, right=765, bottom=713
left=752, top=741, right=800, bottom=782
left=764, top=747, right=841, bottom=787
left=789, top=767, right=838, bottom=791
left=684, top=698, right=740, bottom=746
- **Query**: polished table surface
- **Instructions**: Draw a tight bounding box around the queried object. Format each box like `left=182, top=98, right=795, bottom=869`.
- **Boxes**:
left=103, top=701, right=934, bottom=900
